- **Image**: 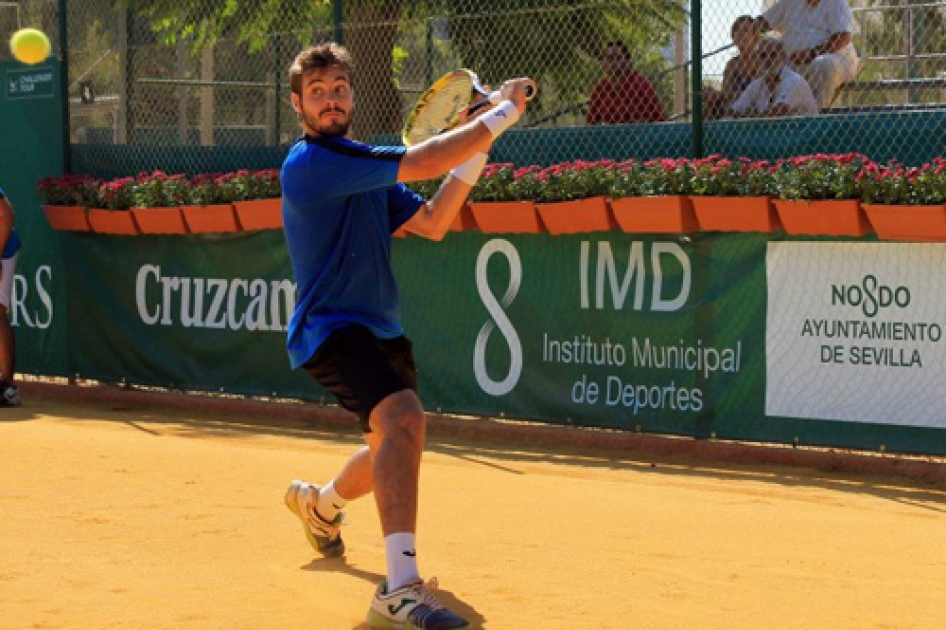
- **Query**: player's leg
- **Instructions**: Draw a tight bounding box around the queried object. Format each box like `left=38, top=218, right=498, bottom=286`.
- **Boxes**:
left=284, top=445, right=371, bottom=558
left=286, top=326, right=415, bottom=558
left=367, top=389, right=425, bottom=578
left=0, top=254, right=19, bottom=407
left=364, top=343, right=468, bottom=629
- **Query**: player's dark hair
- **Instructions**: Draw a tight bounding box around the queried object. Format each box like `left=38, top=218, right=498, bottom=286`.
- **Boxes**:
left=289, top=43, right=354, bottom=95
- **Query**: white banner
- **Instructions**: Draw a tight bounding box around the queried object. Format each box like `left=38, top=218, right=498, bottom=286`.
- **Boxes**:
left=766, top=242, right=946, bottom=428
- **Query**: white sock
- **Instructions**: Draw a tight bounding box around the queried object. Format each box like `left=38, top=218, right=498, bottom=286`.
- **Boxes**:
left=315, top=480, right=348, bottom=521
left=384, top=532, right=420, bottom=592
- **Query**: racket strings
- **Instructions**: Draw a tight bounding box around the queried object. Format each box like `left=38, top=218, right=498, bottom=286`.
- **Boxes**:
left=405, top=76, right=474, bottom=145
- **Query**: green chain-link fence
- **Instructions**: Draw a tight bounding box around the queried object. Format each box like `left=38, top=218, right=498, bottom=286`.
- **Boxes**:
left=3, top=0, right=946, bottom=175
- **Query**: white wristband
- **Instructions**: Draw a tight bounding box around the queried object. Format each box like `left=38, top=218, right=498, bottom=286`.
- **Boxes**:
left=477, top=101, right=521, bottom=139
left=450, top=152, right=488, bottom=186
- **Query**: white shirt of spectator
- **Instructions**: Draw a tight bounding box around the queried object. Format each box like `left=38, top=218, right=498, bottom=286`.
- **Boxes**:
left=732, top=66, right=819, bottom=117
left=763, top=0, right=859, bottom=70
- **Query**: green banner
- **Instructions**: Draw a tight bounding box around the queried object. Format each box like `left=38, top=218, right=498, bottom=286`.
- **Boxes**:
left=0, top=60, right=69, bottom=378
left=63, top=229, right=763, bottom=437
left=63, top=230, right=313, bottom=396
left=397, top=232, right=764, bottom=439
left=60, top=228, right=946, bottom=455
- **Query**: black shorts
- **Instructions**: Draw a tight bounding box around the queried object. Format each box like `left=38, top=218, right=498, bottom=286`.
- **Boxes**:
left=303, top=324, right=418, bottom=432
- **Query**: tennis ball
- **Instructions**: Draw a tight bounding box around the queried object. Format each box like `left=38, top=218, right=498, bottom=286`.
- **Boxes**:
left=9, top=28, right=51, bottom=66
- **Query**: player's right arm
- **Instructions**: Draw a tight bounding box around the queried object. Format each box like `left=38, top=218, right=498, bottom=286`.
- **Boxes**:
left=397, top=78, right=533, bottom=183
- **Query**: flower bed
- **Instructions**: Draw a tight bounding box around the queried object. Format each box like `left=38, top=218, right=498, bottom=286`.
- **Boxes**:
left=38, top=170, right=281, bottom=235
left=37, top=155, right=946, bottom=241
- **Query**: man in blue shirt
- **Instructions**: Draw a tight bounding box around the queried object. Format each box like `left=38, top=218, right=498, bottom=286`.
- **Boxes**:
left=280, top=43, right=532, bottom=629
left=0, top=186, right=22, bottom=406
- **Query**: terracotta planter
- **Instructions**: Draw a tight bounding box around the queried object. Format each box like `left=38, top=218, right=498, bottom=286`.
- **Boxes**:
left=182, top=203, right=241, bottom=234
left=610, top=196, right=698, bottom=233
left=233, top=198, right=282, bottom=231
left=535, top=196, right=614, bottom=235
left=774, top=199, right=870, bottom=237
left=449, top=204, right=478, bottom=232
left=469, top=201, right=543, bottom=234
left=691, top=195, right=782, bottom=233
left=42, top=205, right=91, bottom=232
left=392, top=227, right=410, bottom=238
left=87, top=209, right=141, bottom=235
left=132, top=207, right=189, bottom=235
left=862, top=204, right=946, bottom=242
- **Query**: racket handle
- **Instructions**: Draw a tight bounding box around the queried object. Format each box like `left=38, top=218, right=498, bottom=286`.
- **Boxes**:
left=469, top=83, right=536, bottom=115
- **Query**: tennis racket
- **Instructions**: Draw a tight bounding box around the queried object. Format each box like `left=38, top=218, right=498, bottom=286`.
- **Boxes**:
left=402, top=69, right=537, bottom=146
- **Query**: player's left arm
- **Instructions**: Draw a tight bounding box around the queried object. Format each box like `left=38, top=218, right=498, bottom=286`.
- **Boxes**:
left=0, top=195, right=15, bottom=256
left=402, top=101, right=493, bottom=241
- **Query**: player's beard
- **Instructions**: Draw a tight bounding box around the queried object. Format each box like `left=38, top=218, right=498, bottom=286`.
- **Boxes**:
left=304, top=104, right=352, bottom=138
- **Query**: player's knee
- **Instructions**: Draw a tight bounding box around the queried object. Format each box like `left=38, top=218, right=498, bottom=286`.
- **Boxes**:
left=370, top=389, right=425, bottom=441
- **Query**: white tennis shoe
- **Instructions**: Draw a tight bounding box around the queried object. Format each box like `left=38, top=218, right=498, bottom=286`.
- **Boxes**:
left=367, top=578, right=469, bottom=629
left=283, top=479, right=345, bottom=558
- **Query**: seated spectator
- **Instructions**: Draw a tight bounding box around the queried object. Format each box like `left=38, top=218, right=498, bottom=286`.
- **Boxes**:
left=756, top=0, right=860, bottom=109
left=587, top=41, right=666, bottom=125
left=731, top=37, right=819, bottom=118
left=704, top=15, right=763, bottom=119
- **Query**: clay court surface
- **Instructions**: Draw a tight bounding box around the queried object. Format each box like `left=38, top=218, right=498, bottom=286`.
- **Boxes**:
left=2, top=391, right=945, bottom=630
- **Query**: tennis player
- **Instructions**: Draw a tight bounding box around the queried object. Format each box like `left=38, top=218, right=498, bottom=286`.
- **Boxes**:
left=0, top=185, right=22, bottom=407
left=281, top=42, right=532, bottom=629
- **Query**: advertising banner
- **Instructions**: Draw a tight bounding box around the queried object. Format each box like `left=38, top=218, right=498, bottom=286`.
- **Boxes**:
left=398, top=232, right=767, bottom=437
left=0, top=60, right=69, bottom=378
left=64, top=230, right=314, bottom=397
left=64, top=231, right=767, bottom=438
left=766, top=242, right=946, bottom=428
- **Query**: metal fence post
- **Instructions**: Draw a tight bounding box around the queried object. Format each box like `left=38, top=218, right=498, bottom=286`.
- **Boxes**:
left=57, top=0, right=70, bottom=172
left=690, top=0, right=703, bottom=159
left=333, top=0, right=344, bottom=45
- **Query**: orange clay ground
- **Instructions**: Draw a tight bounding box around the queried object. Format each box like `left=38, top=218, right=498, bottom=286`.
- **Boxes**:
left=1, top=390, right=945, bottom=630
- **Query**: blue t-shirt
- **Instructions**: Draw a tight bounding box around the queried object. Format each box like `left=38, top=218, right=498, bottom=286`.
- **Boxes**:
left=0, top=187, right=22, bottom=259
left=281, top=135, right=425, bottom=369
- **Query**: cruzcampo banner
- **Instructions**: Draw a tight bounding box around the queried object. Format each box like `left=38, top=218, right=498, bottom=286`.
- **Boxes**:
left=63, top=230, right=314, bottom=397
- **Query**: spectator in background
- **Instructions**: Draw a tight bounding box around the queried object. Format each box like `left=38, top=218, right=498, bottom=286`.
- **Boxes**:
left=703, top=15, right=762, bottom=119
left=731, top=37, right=819, bottom=118
left=0, top=185, right=21, bottom=407
left=756, top=0, right=860, bottom=109
left=587, top=41, right=666, bottom=125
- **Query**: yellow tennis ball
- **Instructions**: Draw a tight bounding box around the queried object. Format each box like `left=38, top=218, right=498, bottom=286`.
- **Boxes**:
left=10, top=28, right=51, bottom=65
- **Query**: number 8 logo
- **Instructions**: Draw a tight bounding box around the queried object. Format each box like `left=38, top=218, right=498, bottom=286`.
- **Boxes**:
left=474, top=239, right=523, bottom=396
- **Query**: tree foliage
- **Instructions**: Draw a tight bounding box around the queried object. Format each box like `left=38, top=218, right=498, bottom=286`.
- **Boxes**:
left=124, top=0, right=687, bottom=135
left=119, top=0, right=333, bottom=52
